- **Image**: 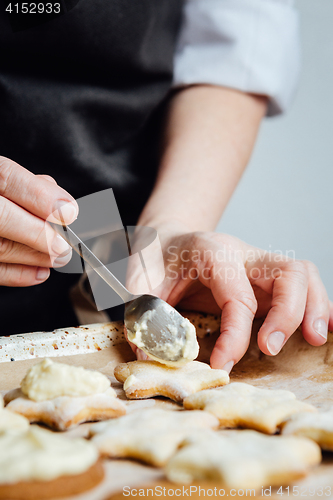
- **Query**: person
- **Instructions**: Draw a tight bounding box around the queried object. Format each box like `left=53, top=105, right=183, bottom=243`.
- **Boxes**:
left=0, top=0, right=331, bottom=371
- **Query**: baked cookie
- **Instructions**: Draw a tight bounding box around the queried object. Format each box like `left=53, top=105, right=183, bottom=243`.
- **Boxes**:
left=0, top=426, right=103, bottom=499
left=90, top=408, right=219, bottom=466
left=114, top=360, right=229, bottom=403
left=0, top=395, right=29, bottom=433
left=165, top=430, right=321, bottom=488
left=4, top=359, right=126, bottom=430
left=183, top=382, right=316, bottom=434
left=5, top=388, right=126, bottom=431
left=282, top=410, right=333, bottom=450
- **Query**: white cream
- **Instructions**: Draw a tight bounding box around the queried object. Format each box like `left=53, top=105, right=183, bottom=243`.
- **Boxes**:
left=128, top=310, right=154, bottom=350
left=181, top=318, right=199, bottom=360
left=0, top=393, right=30, bottom=432
left=0, top=408, right=30, bottom=433
left=0, top=426, right=98, bottom=484
left=21, top=358, right=110, bottom=402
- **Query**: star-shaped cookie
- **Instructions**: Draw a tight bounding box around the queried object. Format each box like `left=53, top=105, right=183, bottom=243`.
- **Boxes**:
left=90, top=407, right=219, bottom=466
left=166, top=430, right=321, bottom=488
left=282, top=409, right=333, bottom=450
left=183, top=382, right=316, bottom=434
left=113, top=360, right=229, bottom=403
left=4, top=387, right=126, bottom=431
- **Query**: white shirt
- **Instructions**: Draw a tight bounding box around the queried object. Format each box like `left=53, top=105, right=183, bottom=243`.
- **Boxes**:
left=173, top=0, right=300, bottom=115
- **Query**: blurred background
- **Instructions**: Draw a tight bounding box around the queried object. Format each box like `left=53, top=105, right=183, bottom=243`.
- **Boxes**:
left=217, top=0, right=333, bottom=298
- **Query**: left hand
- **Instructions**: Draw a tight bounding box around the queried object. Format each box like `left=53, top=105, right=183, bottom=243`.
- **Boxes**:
left=126, top=225, right=333, bottom=371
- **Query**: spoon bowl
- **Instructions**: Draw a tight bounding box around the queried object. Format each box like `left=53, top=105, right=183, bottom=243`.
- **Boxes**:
left=125, top=295, right=198, bottom=363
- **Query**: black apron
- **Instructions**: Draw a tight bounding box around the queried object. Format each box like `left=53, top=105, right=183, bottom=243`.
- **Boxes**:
left=0, top=0, right=183, bottom=334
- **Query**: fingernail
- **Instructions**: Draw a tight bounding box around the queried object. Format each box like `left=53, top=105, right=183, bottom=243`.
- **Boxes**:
left=52, top=233, right=71, bottom=255
left=267, top=331, right=286, bottom=355
left=53, top=200, right=78, bottom=224
left=136, top=349, right=149, bottom=361
left=53, top=249, right=72, bottom=268
left=222, top=361, right=234, bottom=374
left=36, top=267, right=50, bottom=281
left=313, top=319, right=328, bottom=340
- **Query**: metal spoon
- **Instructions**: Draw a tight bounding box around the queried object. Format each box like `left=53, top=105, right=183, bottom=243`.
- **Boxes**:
left=50, top=223, right=196, bottom=363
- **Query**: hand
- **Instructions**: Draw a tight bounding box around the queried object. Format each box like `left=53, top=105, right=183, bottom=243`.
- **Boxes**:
left=0, top=156, right=78, bottom=286
left=127, top=225, right=333, bottom=371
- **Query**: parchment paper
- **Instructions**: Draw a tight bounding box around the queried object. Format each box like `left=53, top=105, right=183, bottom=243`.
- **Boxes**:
left=1, top=316, right=333, bottom=500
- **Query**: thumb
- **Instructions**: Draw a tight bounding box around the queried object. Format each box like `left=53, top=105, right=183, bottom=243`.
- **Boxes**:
left=125, top=227, right=165, bottom=297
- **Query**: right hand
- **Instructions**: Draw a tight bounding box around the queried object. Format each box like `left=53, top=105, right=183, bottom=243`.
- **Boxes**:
left=126, top=224, right=333, bottom=370
left=0, top=156, right=78, bottom=286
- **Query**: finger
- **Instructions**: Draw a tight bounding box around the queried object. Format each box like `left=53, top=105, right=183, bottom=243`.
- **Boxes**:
left=36, top=174, right=57, bottom=185
left=124, top=326, right=150, bottom=360
left=252, top=285, right=272, bottom=318
left=329, top=301, right=333, bottom=331
left=301, top=261, right=329, bottom=346
left=125, top=227, right=166, bottom=298
left=0, top=156, right=78, bottom=224
left=0, top=238, right=72, bottom=268
left=0, top=263, right=50, bottom=287
left=257, top=261, right=308, bottom=356
left=136, top=349, right=149, bottom=361
left=209, top=264, right=257, bottom=371
left=178, top=286, right=222, bottom=315
left=125, top=253, right=151, bottom=296
left=123, top=326, right=137, bottom=355
left=0, top=197, right=71, bottom=258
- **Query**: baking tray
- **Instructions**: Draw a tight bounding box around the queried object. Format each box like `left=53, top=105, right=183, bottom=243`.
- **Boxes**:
left=1, top=314, right=333, bottom=500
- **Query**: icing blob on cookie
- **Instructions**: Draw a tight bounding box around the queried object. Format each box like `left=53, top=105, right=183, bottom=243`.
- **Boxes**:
left=0, top=394, right=29, bottom=433
left=21, top=358, right=110, bottom=401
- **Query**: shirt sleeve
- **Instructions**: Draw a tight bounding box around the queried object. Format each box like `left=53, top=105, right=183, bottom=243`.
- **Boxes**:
left=173, top=0, right=301, bottom=116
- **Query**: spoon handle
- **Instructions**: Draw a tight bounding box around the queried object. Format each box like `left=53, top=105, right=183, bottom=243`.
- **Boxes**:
left=49, top=222, right=134, bottom=303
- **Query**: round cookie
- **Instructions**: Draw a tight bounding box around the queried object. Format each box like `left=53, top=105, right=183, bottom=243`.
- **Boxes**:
left=0, top=460, right=104, bottom=500
left=0, top=426, right=104, bottom=499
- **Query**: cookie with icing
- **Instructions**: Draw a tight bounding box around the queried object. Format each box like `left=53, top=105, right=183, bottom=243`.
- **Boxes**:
left=183, top=382, right=316, bottom=434
left=282, top=409, right=333, bottom=450
left=4, top=359, right=126, bottom=430
left=90, top=407, right=219, bottom=466
left=166, top=430, right=321, bottom=488
left=0, top=426, right=104, bottom=499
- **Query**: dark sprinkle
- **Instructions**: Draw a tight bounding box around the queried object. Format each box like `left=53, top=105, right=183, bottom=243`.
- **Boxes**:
left=10, top=358, right=15, bottom=362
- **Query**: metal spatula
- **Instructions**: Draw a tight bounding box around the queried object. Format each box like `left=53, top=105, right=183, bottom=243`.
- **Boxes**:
left=49, top=223, right=192, bottom=363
